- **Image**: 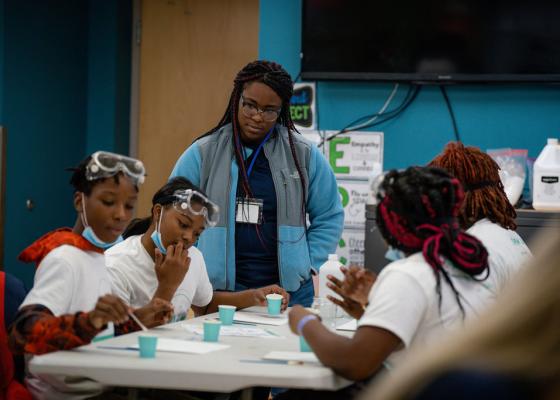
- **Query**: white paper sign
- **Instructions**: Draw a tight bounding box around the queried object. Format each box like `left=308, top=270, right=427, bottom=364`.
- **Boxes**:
left=338, top=180, right=369, bottom=228
left=325, top=131, right=384, bottom=179
left=337, top=228, right=365, bottom=267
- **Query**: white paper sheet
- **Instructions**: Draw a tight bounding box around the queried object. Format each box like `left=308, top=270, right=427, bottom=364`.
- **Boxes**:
left=183, top=325, right=282, bottom=338
left=233, top=311, right=288, bottom=326
left=262, top=351, right=319, bottom=363
left=99, top=338, right=229, bottom=354
left=336, top=319, right=357, bottom=332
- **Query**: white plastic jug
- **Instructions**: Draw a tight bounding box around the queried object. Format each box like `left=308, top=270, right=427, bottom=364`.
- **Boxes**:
left=318, top=254, right=344, bottom=300
left=533, top=138, right=560, bottom=211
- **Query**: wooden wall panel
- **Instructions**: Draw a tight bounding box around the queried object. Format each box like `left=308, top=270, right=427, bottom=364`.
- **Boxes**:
left=137, top=0, right=259, bottom=215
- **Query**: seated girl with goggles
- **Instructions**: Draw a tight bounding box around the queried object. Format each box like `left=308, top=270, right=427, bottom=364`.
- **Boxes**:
left=106, top=177, right=289, bottom=322
left=10, top=151, right=172, bottom=399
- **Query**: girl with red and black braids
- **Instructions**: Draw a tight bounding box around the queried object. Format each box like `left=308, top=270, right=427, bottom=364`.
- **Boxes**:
left=429, top=142, right=532, bottom=293
left=373, top=166, right=489, bottom=315
left=282, top=167, right=499, bottom=400
left=171, top=60, right=343, bottom=307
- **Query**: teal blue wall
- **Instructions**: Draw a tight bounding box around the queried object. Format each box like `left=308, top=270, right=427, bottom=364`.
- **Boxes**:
left=0, top=1, right=4, bottom=119
left=259, top=0, right=560, bottom=169
left=2, top=0, right=88, bottom=286
left=86, top=0, right=131, bottom=155
left=0, top=0, right=132, bottom=287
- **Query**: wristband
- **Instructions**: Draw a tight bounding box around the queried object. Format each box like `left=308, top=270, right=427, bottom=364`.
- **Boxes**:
left=297, top=314, right=319, bottom=335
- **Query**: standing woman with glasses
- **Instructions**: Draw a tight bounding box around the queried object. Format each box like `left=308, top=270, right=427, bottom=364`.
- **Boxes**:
left=170, top=60, right=343, bottom=306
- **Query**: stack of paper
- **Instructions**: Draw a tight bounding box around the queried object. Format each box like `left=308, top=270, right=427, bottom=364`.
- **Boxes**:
left=183, top=325, right=281, bottom=338
left=336, top=319, right=357, bottom=332
left=262, top=351, right=319, bottom=363
left=99, top=338, right=229, bottom=354
left=233, top=311, right=288, bottom=326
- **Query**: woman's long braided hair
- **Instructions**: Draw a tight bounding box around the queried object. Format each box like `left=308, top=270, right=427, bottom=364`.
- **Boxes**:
left=429, top=141, right=517, bottom=230
left=376, top=166, right=489, bottom=316
left=197, top=60, right=307, bottom=240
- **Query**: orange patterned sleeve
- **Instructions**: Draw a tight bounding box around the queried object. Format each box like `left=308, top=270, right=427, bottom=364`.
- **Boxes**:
left=8, top=304, right=100, bottom=355
left=115, top=319, right=140, bottom=336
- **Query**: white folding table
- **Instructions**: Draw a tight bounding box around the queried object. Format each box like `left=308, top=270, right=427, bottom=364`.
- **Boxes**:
left=30, top=307, right=353, bottom=397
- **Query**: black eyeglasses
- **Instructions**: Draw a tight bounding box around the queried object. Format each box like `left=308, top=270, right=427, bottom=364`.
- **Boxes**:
left=240, top=96, right=281, bottom=122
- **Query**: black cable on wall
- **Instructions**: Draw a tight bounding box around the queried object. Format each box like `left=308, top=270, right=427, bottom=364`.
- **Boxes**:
left=439, top=86, right=461, bottom=142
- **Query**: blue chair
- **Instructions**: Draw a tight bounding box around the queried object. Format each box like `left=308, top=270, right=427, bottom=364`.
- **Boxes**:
left=2, top=271, right=28, bottom=383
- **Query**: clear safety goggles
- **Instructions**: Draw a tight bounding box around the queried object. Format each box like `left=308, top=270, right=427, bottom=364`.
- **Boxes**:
left=86, top=151, right=146, bottom=185
left=164, top=189, right=220, bottom=227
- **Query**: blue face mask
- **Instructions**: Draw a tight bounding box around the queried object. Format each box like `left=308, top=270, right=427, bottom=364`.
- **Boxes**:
left=150, top=208, right=167, bottom=254
left=385, top=246, right=405, bottom=262
left=82, top=226, right=123, bottom=250
left=80, top=193, right=123, bottom=250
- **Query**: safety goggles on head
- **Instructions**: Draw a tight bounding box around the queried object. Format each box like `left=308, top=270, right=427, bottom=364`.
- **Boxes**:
left=165, top=189, right=220, bottom=227
left=86, top=151, right=146, bottom=185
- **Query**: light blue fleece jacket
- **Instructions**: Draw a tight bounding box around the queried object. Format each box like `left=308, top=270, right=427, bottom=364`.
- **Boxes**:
left=170, top=123, right=344, bottom=292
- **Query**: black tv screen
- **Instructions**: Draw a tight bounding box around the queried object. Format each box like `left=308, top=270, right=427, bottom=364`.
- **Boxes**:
left=301, top=0, right=560, bottom=83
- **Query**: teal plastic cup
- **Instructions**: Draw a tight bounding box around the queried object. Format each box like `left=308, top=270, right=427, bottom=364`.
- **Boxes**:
left=138, top=336, right=158, bottom=358
left=266, top=293, right=283, bottom=315
left=203, top=320, right=222, bottom=342
left=300, top=336, right=312, bottom=352
left=218, top=305, right=236, bottom=325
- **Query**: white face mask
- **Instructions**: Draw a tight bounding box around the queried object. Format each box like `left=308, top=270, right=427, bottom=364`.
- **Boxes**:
left=80, top=193, right=123, bottom=249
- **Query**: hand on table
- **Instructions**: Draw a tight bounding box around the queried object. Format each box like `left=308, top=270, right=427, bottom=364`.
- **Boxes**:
left=88, top=294, right=130, bottom=329
left=133, top=298, right=174, bottom=328
left=253, top=284, right=290, bottom=312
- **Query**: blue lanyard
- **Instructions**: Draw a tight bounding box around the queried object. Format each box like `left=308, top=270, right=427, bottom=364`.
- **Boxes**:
left=246, top=127, right=274, bottom=177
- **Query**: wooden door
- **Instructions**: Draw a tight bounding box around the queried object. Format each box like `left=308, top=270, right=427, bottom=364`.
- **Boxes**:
left=137, top=0, right=259, bottom=215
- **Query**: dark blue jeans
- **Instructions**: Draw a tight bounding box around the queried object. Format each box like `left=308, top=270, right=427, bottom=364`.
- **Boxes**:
left=286, top=278, right=314, bottom=307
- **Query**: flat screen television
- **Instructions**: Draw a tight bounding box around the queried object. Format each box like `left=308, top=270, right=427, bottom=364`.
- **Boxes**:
left=301, top=0, right=560, bottom=83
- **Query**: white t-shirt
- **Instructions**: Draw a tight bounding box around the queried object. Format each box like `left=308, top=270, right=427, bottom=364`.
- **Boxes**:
left=106, top=235, right=213, bottom=320
left=21, top=245, right=111, bottom=314
left=20, top=245, right=112, bottom=400
left=358, top=253, right=498, bottom=368
left=467, top=218, right=532, bottom=293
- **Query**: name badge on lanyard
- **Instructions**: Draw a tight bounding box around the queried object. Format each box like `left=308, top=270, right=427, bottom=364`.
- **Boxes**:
left=234, top=127, right=273, bottom=225
left=235, top=197, right=263, bottom=224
